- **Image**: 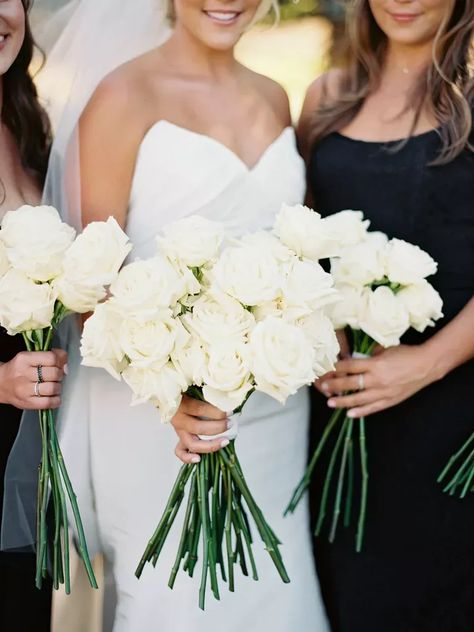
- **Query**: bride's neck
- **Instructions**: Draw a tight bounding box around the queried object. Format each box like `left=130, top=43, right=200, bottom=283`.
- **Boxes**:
left=163, top=28, right=238, bottom=80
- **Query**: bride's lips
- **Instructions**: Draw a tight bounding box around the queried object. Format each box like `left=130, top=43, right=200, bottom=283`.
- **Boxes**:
left=388, top=12, right=422, bottom=23
left=202, top=10, right=243, bottom=26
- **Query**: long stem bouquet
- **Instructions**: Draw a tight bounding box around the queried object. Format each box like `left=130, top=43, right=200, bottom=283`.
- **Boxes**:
left=286, top=212, right=444, bottom=551
left=0, top=205, right=131, bottom=592
left=81, top=205, right=343, bottom=608
left=438, top=432, right=474, bottom=498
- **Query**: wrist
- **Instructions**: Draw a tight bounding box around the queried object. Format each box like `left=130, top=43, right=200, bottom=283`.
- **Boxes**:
left=0, top=362, right=9, bottom=404
left=419, top=338, right=451, bottom=383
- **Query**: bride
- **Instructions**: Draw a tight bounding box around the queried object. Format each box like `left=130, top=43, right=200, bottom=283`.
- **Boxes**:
left=41, top=0, right=329, bottom=630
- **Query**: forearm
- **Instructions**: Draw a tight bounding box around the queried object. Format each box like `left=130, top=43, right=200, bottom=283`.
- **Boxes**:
left=421, top=296, right=474, bottom=381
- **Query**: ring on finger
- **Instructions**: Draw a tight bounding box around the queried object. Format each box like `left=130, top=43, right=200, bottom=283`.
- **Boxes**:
left=34, top=381, right=43, bottom=397
left=37, top=365, right=44, bottom=383
left=357, top=373, right=365, bottom=391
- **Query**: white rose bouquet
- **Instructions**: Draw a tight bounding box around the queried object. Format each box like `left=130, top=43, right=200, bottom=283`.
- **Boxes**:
left=438, top=432, right=474, bottom=498
left=286, top=212, right=444, bottom=552
left=0, top=205, right=131, bottom=592
left=82, top=209, right=340, bottom=609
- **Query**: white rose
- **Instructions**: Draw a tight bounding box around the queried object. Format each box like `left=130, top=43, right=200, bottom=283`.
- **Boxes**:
left=110, top=256, right=190, bottom=314
left=297, top=311, right=340, bottom=375
left=359, top=286, right=410, bottom=347
left=397, top=281, right=443, bottom=332
left=80, top=301, right=127, bottom=380
left=202, top=344, right=253, bottom=412
left=240, top=231, right=295, bottom=263
left=385, top=238, right=438, bottom=285
left=122, top=362, right=187, bottom=422
left=0, top=205, right=75, bottom=281
left=158, top=215, right=224, bottom=268
left=326, top=285, right=369, bottom=330
left=61, top=217, right=131, bottom=287
left=53, top=276, right=106, bottom=314
left=322, top=210, right=370, bottom=247
left=171, top=335, right=207, bottom=386
left=120, top=311, right=188, bottom=369
left=248, top=317, right=315, bottom=403
left=282, top=259, right=338, bottom=315
left=0, top=270, right=56, bottom=335
left=182, top=291, right=255, bottom=344
left=273, top=203, right=340, bottom=260
left=212, top=244, right=281, bottom=306
left=0, top=240, right=10, bottom=278
left=331, top=240, right=386, bottom=286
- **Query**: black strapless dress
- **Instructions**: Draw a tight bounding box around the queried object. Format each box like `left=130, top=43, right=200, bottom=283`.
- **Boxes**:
left=308, top=130, right=474, bottom=632
left=0, top=330, right=51, bottom=631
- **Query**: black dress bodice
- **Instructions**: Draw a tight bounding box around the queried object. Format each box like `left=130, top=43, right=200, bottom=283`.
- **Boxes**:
left=308, top=129, right=474, bottom=632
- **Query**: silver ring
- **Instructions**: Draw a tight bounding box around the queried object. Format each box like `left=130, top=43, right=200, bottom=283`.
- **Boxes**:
left=34, top=381, right=42, bottom=397
left=37, top=365, right=44, bottom=383
left=358, top=374, right=365, bottom=391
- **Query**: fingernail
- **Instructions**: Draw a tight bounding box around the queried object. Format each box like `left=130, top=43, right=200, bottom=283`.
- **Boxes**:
left=64, top=364, right=69, bottom=375
left=221, top=439, right=230, bottom=448
left=328, top=399, right=336, bottom=408
left=321, top=382, right=329, bottom=392
left=347, top=410, right=356, bottom=418
left=191, top=455, right=201, bottom=464
left=226, top=420, right=233, bottom=430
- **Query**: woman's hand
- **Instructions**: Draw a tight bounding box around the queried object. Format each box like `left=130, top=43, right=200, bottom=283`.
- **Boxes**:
left=316, top=344, right=441, bottom=418
left=172, top=395, right=231, bottom=464
left=0, top=349, right=68, bottom=410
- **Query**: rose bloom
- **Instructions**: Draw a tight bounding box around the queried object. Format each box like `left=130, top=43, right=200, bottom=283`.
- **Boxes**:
left=322, top=210, right=370, bottom=247
left=158, top=215, right=224, bottom=268
left=359, top=286, right=410, bottom=348
left=0, top=205, right=75, bottom=282
left=397, top=281, right=443, bottom=332
left=202, top=343, right=253, bottom=412
left=385, top=238, right=438, bottom=285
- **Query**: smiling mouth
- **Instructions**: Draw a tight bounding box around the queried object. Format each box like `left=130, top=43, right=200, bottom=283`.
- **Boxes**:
left=203, top=11, right=242, bottom=24
left=389, top=12, right=422, bottom=22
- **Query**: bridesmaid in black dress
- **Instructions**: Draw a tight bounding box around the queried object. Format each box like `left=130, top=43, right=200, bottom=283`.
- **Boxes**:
left=298, top=0, right=474, bottom=630
left=0, top=1, right=67, bottom=629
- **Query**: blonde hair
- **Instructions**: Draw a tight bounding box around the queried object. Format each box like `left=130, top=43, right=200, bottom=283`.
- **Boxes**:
left=310, top=0, right=474, bottom=164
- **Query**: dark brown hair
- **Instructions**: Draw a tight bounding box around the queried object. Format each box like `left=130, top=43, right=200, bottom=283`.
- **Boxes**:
left=311, top=0, right=474, bottom=164
left=2, top=0, right=51, bottom=185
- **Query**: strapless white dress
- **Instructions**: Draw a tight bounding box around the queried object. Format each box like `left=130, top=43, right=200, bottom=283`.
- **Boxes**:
left=62, top=121, right=329, bottom=632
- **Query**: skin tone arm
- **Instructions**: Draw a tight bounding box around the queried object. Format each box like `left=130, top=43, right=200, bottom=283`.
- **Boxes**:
left=0, top=349, right=68, bottom=410
left=316, top=297, right=474, bottom=418
left=79, top=73, right=228, bottom=460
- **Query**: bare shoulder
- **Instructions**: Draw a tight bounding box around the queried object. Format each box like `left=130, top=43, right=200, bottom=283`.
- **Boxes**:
left=245, top=68, right=291, bottom=126
left=304, top=68, right=346, bottom=112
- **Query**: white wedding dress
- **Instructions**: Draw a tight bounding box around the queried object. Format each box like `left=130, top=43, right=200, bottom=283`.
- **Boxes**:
left=65, top=121, right=329, bottom=632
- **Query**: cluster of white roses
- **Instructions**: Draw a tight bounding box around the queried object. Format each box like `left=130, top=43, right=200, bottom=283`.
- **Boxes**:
left=82, top=207, right=345, bottom=422
left=0, top=205, right=131, bottom=335
left=326, top=211, right=444, bottom=347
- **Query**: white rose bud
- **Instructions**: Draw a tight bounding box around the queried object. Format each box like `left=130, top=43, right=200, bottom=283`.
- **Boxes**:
left=248, top=317, right=315, bottom=403
left=331, top=239, right=386, bottom=287
left=212, top=244, right=281, bottom=307
left=385, top=238, right=438, bottom=285
left=53, top=277, right=106, bottom=314
left=0, top=269, right=56, bottom=335
left=158, top=215, right=224, bottom=268
left=182, top=291, right=255, bottom=345
left=60, top=217, right=131, bottom=287
left=397, top=281, right=443, bottom=332
left=297, top=311, right=340, bottom=375
left=120, top=311, right=188, bottom=369
left=171, top=335, right=207, bottom=387
left=0, top=241, right=10, bottom=278
left=282, top=258, right=338, bottom=316
left=322, top=210, right=370, bottom=247
left=273, top=203, right=340, bottom=260
left=80, top=301, right=127, bottom=380
left=326, top=285, right=369, bottom=330
left=110, top=255, right=190, bottom=314
left=122, top=362, right=187, bottom=423
left=240, top=231, right=295, bottom=263
left=202, top=344, right=253, bottom=412
left=359, top=286, right=410, bottom=348
left=0, top=205, right=75, bottom=281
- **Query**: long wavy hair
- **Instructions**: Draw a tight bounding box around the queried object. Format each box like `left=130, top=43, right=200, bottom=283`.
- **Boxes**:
left=310, top=0, right=474, bottom=164
left=2, top=0, right=51, bottom=185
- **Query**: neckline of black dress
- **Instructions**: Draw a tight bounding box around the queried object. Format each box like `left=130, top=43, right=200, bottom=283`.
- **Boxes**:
left=331, top=127, right=440, bottom=146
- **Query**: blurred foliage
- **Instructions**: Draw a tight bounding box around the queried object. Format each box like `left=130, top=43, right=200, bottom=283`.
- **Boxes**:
left=279, top=0, right=346, bottom=22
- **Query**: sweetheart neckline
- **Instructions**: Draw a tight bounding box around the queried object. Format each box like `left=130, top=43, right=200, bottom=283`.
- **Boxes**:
left=139, top=120, right=295, bottom=172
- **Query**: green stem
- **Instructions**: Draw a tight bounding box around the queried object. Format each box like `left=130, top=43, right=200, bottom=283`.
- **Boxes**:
left=168, top=473, right=197, bottom=589
left=356, top=418, right=369, bottom=553
left=329, top=419, right=353, bottom=543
